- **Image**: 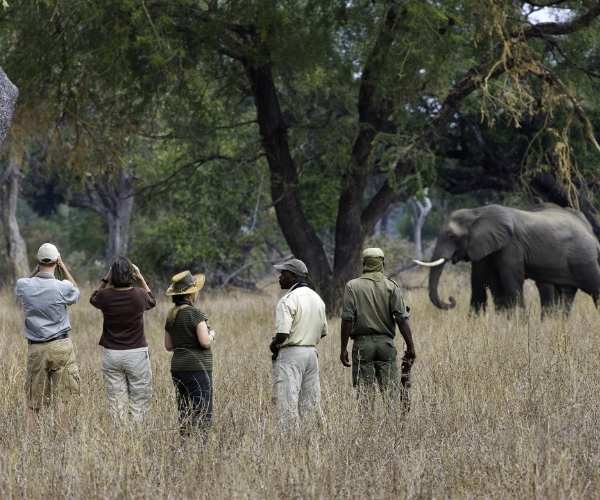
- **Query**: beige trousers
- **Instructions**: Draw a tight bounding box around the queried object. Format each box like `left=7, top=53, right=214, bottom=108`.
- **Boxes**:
left=272, top=346, right=321, bottom=428
left=102, top=348, right=152, bottom=422
left=26, top=338, right=80, bottom=410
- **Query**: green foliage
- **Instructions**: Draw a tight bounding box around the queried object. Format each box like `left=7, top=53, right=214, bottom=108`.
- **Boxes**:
left=15, top=201, right=105, bottom=281
left=2, top=0, right=600, bottom=286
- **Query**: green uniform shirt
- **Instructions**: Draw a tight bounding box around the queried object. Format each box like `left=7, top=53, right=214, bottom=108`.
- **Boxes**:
left=341, top=271, right=410, bottom=338
left=166, top=306, right=212, bottom=372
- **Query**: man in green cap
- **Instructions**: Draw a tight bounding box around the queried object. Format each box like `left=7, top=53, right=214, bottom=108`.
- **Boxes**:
left=340, top=247, right=416, bottom=412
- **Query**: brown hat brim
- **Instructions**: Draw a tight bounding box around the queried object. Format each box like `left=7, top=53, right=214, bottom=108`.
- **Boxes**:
left=165, top=273, right=206, bottom=296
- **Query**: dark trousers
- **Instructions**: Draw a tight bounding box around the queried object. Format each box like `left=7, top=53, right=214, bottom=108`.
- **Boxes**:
left=171, top=370, right=213, bottom=435
left=352, top=335, right=410, bottom=413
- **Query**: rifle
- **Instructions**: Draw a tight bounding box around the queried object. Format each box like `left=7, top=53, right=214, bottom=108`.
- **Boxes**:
left=400, top=353, right=414, bottom=413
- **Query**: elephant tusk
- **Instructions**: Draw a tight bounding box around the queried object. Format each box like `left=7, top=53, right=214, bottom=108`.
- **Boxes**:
left=413, top=258, right=446, bottom=267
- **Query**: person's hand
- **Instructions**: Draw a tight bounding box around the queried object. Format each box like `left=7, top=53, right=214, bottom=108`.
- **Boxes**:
left=103, top=268, right=111, bottom=282
left=401, top=350, right=416, bottom=375
left=208, top=329, right=216, bottom=342
left=404, top=349, right=416, bottom=361
left=131, top=263, right=141, bottom=279
left=270, top=338, right=281, bottom=361
left=340, top=350, right=351, bottom=367
left=56, top=255, right=65, bottom=268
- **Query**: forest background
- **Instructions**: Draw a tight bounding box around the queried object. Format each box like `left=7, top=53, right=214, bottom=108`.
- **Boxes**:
left=1, top=0, right=600, bottom=310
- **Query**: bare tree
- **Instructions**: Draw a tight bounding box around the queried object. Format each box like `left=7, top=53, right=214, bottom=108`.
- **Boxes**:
left=0, top=143, right=30, bottom=279
left=409, top=191, right=432, bottom=260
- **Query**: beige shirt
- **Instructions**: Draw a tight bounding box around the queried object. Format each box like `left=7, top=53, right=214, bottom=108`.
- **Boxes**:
left=275, top=284, right=328, bottom=347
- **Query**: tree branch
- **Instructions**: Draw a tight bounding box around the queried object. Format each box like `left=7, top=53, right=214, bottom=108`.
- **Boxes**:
left=524, top=3, right=600, bottom=37
left=133, top=154, right=234, bottom=198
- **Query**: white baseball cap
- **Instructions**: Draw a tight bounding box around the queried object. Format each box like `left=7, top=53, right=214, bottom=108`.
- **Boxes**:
left=37, top=243, right=60, bottom=264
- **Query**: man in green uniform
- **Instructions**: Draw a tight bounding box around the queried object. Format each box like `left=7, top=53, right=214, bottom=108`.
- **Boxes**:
left=340, top=247, right=416, bottom=411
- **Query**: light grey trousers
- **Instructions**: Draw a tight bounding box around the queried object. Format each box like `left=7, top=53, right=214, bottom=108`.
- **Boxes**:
left=102, top=348, right=152, bottom=422
left=272, top=346, right=321, bottom=428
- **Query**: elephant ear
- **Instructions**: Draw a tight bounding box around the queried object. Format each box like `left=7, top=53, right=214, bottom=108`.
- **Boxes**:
left=467, top=206, right=514, bottom=262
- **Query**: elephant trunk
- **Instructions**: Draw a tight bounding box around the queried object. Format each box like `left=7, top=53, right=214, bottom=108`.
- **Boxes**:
left=428, top=260, right=457, bottom=310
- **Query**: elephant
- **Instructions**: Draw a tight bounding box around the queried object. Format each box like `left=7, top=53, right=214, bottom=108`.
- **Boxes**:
left=415, top=203, right=600, bottom=315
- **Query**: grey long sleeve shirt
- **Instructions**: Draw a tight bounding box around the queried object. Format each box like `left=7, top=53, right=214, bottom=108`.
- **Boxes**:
left=15, top=272, right=80, bottom=341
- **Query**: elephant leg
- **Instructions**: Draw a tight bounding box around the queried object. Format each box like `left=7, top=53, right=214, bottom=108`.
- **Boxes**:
left=470, top=261, right=488, bottom=314
left=492, top=268, right=524, bottom=310
left=568, top=262, right=600, bottom=308
left=556, top=285, right=577, bottom=315
left=536, top=281, right=557, bottom=318
left=487, top=271, right=506, bottom=310
left=494, top=245, right=525, bottom=310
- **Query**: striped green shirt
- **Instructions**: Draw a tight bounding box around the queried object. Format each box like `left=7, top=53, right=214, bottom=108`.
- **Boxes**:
left=166, top=306, right=212, bottom=372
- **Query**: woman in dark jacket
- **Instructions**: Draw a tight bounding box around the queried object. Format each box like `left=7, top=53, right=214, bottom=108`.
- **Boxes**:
left=164, top=271, right=216, bottom=435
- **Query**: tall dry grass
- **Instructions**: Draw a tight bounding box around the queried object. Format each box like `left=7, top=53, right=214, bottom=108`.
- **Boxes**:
left=1, top=270, right=600, bottom=499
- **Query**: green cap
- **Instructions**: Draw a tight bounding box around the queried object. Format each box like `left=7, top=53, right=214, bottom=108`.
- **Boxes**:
left=274, top=258, right=309, bottom=277
left=362, top=247, right=384, bottom=259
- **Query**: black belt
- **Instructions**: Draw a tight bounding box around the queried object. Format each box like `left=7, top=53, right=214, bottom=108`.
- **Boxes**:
left=27, top=333, right=69, bottom=345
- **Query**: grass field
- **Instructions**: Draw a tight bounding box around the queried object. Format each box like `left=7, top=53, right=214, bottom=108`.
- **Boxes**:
left=1, top=269, right=600, bottom=499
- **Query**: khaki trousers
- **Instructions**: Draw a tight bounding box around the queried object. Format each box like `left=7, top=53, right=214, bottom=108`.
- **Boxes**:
left=272, top=346, right=321, bottom=428
left=26, top=338, right=80, bottom=410
left=352, top=335, right=411, bottom=413
left=102, top=348, right=152, bottom=422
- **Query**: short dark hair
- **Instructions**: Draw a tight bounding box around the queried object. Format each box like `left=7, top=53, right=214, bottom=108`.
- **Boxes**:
left=110, top=257, right=134, bottom=288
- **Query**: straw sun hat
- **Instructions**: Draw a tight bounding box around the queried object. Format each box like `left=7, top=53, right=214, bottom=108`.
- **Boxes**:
left=165, top=270, right=206, bottom=296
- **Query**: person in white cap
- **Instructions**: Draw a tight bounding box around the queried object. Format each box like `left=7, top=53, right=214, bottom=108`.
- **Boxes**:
left=271, top=258, right=328, bottom=429
left=340, top=247, right=416, bottom=413
left=15, top=243, right=81, bottom=415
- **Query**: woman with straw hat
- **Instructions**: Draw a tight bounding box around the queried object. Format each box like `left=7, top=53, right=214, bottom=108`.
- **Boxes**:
left=164, top=270, right=216, bottom=436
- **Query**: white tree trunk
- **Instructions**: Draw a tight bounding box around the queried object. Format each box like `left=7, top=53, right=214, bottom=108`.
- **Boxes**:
left=409, top=192, right=432, bottom=260
left=1, top=144, right=29, bottom=281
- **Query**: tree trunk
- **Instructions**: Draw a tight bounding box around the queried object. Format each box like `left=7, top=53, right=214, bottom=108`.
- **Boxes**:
left=0, top=67, right=18, bottom=148
left=1, top=144, right=29, bottom=281
left=242, top=60, right=334, bottom=302
left=71, top=167, right=135, bottom=263
left=105, top=189, right=134, bottom=262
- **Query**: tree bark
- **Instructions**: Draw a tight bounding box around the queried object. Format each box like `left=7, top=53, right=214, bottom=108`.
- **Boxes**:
left=106, top=187, right=134, bottom=262
left=0, top=67, right=18, bottom=149
left=1, top=143, right=30, bottom=281
left=71, top=168, right=135, bottom=263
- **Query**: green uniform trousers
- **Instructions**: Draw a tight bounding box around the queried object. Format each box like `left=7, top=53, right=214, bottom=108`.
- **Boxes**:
left=351, top=334, right=399, bottom=395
